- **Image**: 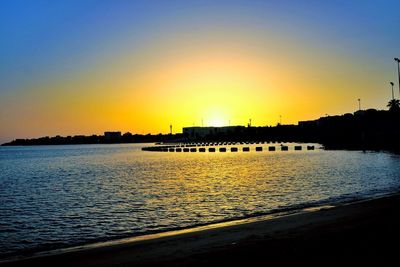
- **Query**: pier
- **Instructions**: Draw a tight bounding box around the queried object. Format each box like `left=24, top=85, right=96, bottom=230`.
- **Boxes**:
left=141, top=142, right=317, bottom=153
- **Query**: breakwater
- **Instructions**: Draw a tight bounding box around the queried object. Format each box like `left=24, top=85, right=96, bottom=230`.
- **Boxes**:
left=142, top=141, right=316, bottom=152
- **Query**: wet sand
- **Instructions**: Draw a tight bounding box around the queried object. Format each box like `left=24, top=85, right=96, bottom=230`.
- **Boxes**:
left=2, top=193, right=400, bottom=266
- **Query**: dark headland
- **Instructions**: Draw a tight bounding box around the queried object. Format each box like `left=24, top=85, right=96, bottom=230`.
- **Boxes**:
left=3, top=108, right=400, bottom=152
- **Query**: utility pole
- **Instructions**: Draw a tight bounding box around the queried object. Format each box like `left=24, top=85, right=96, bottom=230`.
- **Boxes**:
left=390, top=82, right=395, bottom=100
left=395, top=58, right=400, bottom=97
left=170, top=124, right=172, bottom=135
left=358, top=98, right=361, bottom=111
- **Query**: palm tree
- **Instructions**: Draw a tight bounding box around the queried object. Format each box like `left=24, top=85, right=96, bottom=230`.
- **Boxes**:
left=387, top=99, right=400, bottom=111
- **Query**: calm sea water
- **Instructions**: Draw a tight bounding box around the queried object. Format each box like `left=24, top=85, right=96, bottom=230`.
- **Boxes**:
left=1, top=143, right=400, bottom=257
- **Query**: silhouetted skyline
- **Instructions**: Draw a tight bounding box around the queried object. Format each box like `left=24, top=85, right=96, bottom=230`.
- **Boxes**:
left=4, top=107, right=400, bottom=153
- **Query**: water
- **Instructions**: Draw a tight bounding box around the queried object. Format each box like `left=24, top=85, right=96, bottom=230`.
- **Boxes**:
left=1, top=143, right=400, bottom=258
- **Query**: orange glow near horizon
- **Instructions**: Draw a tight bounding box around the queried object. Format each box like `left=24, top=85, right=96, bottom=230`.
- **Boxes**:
left=0, top=39, right=391, bottom=140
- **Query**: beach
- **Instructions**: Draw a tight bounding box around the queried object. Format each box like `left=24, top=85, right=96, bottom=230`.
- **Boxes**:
left=2, top=193, right=400, bottom=266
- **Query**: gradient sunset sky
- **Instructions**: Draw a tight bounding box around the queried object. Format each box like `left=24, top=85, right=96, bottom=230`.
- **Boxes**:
left=0, top=0, right=399, bottom=143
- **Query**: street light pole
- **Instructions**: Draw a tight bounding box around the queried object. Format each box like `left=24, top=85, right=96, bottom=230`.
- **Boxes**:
left=395, top=58, right=400, bottom=98
left=390, top=82, right=395, bottom=100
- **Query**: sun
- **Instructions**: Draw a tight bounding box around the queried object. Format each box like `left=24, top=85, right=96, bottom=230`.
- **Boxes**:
left=208, top=118, right=227, bottom=127
left=201, top=106, right=232, bottom=127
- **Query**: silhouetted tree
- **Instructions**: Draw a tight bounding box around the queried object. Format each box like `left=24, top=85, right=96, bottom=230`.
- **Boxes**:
left=387, top=99, right=400, bottom=112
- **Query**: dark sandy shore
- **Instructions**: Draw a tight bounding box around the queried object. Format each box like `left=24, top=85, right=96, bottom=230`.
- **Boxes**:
left=2, top=193, right=400, bottom=267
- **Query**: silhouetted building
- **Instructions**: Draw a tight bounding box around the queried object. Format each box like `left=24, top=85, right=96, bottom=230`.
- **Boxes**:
left=183, top=126, right=245, bottom=139
left=104, top=131, right=121, bottom=141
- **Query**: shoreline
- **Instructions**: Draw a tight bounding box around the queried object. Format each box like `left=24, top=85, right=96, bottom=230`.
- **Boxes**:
left=2, top=192, right=400, bottom=266
left=0, top=191, right=393, bottom=260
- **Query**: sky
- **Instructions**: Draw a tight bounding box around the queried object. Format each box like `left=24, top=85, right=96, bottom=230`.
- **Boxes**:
left=0, top=0, right=399, bottom=142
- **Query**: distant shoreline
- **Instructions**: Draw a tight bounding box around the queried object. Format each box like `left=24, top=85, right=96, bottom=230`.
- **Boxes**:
left=3, top=109, right=400, bottom=152
left=2, top=192, right=400, bottom=266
